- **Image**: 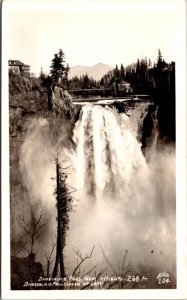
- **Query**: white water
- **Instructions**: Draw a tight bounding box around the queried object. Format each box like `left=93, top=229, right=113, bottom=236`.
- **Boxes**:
left=18, top=103, right=176, bottom=280
left=66, top=104, right=175, bottom=276
left=73, top=104, right=150, bottom=209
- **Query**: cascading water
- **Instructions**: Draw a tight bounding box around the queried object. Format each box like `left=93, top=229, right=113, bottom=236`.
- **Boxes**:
left=66, top=103, right=175, bottom=279
left=73, top=104, right=150, bottom=207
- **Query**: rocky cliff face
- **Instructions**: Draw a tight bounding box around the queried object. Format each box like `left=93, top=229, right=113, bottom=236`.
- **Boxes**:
left=10, top=74, right=45, bottom=242
left=9, top=74, right=80, bottom=244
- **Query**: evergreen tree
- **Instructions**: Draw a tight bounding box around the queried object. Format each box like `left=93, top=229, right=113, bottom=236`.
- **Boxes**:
left=39, top=68, right=46, bottom=82
left=100, top=77, right=104, bottom=86
left=82, top=74, right=89, bottom=89
left=114, top=64, right=120, bottom=82
left=52, top=156, right=73, bottom=279
left=39, top=68, right=53, bottom=89
left=50, top=49, right=69, bottom=84
left=156, top=49, right=167, bottom=72
left=136, top=59, right=140, bottom=79
left=120, top=64, right=125, bottom=81
left=148, top=58, right=152, bottom=68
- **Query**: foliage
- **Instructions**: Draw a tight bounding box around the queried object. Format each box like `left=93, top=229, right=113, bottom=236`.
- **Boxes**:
left=9, top=71, right=41, bottom=95
left=101, top=49, right=175, bottom=95
left=39, top=68, right=53, bottom=89
left=54, top=159, right=73, bottom=249
left=68, top=73, right=98, bottom=89
left=52, top=157, right=75, bottom=279
left=99, top=49, right=175, bottom=142
left=50, top=49, right=69, bottom=84
left=38, top=49, right=70, bottom=89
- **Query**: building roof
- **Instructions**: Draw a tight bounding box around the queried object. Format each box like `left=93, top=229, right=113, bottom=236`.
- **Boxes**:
left=9, top=60, right=24, bottom=66
left=8, top=60, right=30, bottom=67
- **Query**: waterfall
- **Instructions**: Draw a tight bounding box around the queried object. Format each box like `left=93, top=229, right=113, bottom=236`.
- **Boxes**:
left=73, top=104, right=151, bottom=211
left=66, top=103, right=175, bottom=276
left=18, top=102, right=176, bottom=283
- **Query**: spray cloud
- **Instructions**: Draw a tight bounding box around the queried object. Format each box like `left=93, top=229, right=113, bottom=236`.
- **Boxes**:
left=18, top=104, right=176, bottom=280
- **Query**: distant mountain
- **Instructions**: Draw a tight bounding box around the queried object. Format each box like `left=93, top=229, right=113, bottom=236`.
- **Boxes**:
left=69, top=63, right=113, bottom=81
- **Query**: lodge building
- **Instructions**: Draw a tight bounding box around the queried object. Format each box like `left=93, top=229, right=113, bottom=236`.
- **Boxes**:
left=8, top=60, right=30, bottom=77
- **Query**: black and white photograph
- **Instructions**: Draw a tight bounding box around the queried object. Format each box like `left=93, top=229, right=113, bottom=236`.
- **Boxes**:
left=1, top=0, right=187, bottom=298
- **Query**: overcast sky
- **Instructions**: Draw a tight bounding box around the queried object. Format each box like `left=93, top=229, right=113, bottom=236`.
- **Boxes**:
left=5, top=0, right=180, bottom=76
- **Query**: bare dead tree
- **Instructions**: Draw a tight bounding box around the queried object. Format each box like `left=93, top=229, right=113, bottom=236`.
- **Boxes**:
left=100, top=246, right=117, bottom=275
left=44, top=242, right=56, bottom=277
left=80, top=268, right=105, bottom=290
left=67, top=245, right=107, bottom=290
left=18, top=207, right=47, bottom=283
left=11, top=239, right=28, bottom=258
left=72, top=245, right=95, bottom=277
left=100, top=246, right=131, bottom=289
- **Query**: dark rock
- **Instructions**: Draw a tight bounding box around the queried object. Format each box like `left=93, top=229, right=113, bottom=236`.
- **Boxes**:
left=11, top=255, right=44, bottom=290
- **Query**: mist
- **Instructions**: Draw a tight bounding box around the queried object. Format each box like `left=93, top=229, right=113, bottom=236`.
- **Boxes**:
left=18, top=104, right=176, bottom=280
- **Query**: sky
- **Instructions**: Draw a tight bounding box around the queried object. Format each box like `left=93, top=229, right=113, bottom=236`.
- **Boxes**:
left=5, top=0, right=180, bottom=76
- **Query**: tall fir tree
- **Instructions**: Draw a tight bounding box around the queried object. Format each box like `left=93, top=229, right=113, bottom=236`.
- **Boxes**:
left=50, top=49, right=69, bottom=84
left=52, top=156, right=73, bottom=280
